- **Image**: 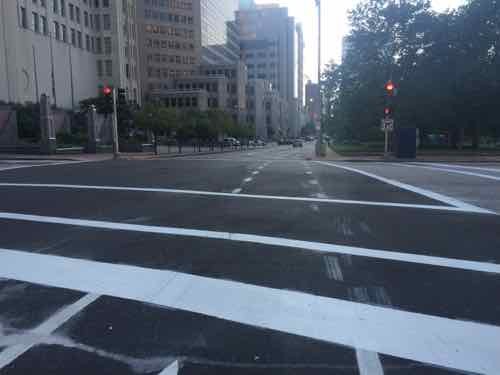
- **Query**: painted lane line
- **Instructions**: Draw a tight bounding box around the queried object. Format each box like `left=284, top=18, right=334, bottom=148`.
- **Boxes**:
left=0, top=293, right=100, bottom=370
left=0, top=183, right=483, bottom=214
left=356, top=350, right=384, bottom=375
left=0, top=160, right=90, bottom=172
left=309, top=179, right=319, bottom=185
left=419, top=163, right=500, bottom=173
left=0, top=249, right=498, bottom=375
left=0, top=212, right=499, bottom=275
left=314, top=161, right=494, bottom=214
left=406, top=163, right=500, bottom=182
left=252, top=171, right=260, bottom=176
left=232, top=188, right=242, bottom=194
left=159, top=360, right=179, bottom=375
left=258, top=166, right=265, bottom=170
left=243, top=177, right=253, bottom=183
left=306, top=171, right=313, bottom=175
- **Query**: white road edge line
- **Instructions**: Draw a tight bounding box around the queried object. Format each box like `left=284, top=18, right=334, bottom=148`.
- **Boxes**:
left=158, top=360, right=179, bottom=375
left=417, top=163, right=500, bottom=173
left=356, top=350, right=384, bottom=375
left=0, top=160, right=91, bottom=172
left=0, top=212, right=499, bottom=275
left=314, top=161, right=494, bottom=214
left=0, top=249, right=498, bottom=375
left=0, top=293, right=100, bottom=370
left=407, top=163, right=500, bottom=182
left=0, top=183, right=487, bottom=214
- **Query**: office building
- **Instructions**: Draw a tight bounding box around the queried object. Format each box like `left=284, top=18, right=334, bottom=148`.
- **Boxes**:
left=306, top=79, right=320, bottom=129
left=0, top=0, right=140, bottom=108
left=200, top=0, right=239, bottom=64
left=0, top=0, right=99, bottom=108
left=296, top=23, right=304, bottom=108
left=137, top=0, right=201, bottom=97
left=236, top=4, right=296, bottom=102
left=94, top=0, right=141, bottom=103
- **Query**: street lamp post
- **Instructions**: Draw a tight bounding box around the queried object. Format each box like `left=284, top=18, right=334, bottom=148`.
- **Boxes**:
left=315, top=0, right=324, bottom=156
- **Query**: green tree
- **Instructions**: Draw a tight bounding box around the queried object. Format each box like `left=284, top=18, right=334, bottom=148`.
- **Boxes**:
left=134, top=104, right=177, bottom=155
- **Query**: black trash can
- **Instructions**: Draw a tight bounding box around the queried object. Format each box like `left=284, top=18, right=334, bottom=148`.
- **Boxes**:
left=394, top=127, right=417, bottom=159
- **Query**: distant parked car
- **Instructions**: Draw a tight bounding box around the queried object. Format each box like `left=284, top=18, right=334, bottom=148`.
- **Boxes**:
left=223, top=138, right=240, bottom=147
left=293, top=140, right=303, bottom=148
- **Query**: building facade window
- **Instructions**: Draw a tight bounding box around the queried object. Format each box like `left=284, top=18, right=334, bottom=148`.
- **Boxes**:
left=95, top=37, right=102, bottom=53
left=20, top=7, right=28, bottom=28
left=60, top=0, right=66, bottom=17
left=104, top=37, right=111, bottom=54
left=69, top=3, right=74, bottom=20
left=41, top=15, right=48, bottom=34
left=32, top=12, right=40, bottom=33
left=105, top=59, right=112, bottom=76
left=103, top=14, right=110, bottom=30
left=54, top=21, right=60, bottom=39
left=61, top=24, right=67, bottom=42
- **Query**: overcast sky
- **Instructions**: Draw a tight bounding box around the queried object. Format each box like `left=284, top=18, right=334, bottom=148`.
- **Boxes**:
left=254, top=0, right=466, bottom=83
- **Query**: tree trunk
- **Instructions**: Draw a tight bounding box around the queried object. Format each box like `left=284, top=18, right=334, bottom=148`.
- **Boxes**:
left=154, top=132, right=159, bottom=155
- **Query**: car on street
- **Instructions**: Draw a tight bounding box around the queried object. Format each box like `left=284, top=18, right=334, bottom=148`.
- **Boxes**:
left=223, top=137, right=240, bottom=147
left=293, top=139, right=303, bottom=147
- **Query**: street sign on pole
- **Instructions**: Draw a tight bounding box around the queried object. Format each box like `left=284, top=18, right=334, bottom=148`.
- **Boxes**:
left=381, top=118, right=394, bottom=156
left=381, top=118, right=394, bottom=132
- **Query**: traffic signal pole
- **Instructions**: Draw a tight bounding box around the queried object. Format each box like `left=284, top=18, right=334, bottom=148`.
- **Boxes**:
left=112, top=88, right=120, bottom=159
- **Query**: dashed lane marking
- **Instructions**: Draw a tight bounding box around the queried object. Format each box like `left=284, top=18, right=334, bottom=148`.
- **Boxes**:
left=314, top=161, right=494, bottom=215
left=0, top=183, right=485, bottom=214
left=0, top=293, right=100, bottom=370
left=0, top=248, right=498, bottom=375
left=0, top=212, right=499, bottom=274
left=232, top=188, right=242, bottom=194
left=243, top=177, right=253, bottom=183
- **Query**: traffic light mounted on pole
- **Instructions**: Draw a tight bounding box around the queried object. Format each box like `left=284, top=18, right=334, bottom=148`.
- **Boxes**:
left=103, top=86, right=120, bottom=159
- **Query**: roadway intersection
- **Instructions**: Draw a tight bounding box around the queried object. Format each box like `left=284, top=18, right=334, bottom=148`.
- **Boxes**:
left=0, top=144, right=499, bottom=374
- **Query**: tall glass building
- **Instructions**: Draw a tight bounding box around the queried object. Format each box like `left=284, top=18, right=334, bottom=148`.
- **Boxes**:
left=200, top=0, right=240, bottom=64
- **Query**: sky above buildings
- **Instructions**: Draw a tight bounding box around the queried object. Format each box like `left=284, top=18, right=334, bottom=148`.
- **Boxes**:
left=254, top=0, right=466, bottom=83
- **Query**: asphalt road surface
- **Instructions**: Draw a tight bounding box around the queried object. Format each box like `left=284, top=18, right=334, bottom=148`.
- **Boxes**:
left=1, top=143, right=499, bottom=375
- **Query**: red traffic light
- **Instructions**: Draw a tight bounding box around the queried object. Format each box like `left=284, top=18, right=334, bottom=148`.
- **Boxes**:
left=384, top=107, right=391, bottom=116
left=385, top=80, right=395, bottom=93
left=103, top=86, right=112, bottom=96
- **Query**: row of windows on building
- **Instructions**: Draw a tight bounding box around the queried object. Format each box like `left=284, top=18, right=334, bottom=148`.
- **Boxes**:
left=247, top=62, right=276, bottom=69
left=146, top=71, right=196, bottom=88
left=146, top=38, right=195, bottom=51
left=175, top=82, right=238, bottom=95
left=145, top=0, right=193, bottom=11
left=163, top=96, right=199, bottom=108
left=147, top=66, right=201, bottom=79
left=248, top=73, right=277, bottom=80
left=96, top=59, right=137, bottom=79
left=21, top=7, right=113, bottom=35
left=145, top=24, right=194, bottom=39
left=144, top=9, right=194, bottom=25
left=245, top=52, right=277, bottom=59
left=33, top=0, right=115, bottom=31
left=147, top=54, right=196, bottom=65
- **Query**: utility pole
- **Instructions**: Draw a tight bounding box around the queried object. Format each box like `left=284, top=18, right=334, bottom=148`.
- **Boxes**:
left=315, top=0, right=323, bottom=156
